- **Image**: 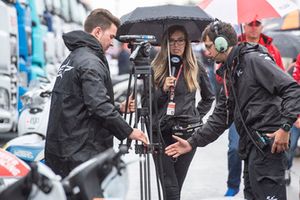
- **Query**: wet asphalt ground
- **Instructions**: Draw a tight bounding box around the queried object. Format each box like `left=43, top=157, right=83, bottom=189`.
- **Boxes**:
left=1, top=99, right=299, bottom=200
left=1, top=130, right=299, bottom=200
left=122, top=130, right=300, bottom=200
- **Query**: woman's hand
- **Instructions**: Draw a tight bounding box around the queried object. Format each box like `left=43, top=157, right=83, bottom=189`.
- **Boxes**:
left=163, top=76, right=177, bottom=92
left=120, top=94, right=135, bottom=113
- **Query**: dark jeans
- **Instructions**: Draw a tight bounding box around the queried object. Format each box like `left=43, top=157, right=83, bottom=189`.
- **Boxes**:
left=243, top=143, right=287, bottom=200
left=153, top=133, right=196, bottom=200
left=287, top=125, right=300, bottom=169
left=227, top=123, right=242, bottom=189
left=206, top=65, right=217, bottom=96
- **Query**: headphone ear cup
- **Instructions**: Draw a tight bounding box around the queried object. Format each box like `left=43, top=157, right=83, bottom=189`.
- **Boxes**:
left=214, top=36, right=228, bottom=53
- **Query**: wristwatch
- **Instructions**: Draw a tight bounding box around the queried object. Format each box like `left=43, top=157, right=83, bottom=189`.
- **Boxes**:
left=280, top=123, right=292, bottom=132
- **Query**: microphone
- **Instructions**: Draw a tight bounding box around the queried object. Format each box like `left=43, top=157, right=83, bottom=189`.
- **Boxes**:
left=119, top=35, right=156, bottom=42
left=169, top=55, right=182, bottom=98
left=171, top=66, right=176, bottom=76
left=170, top=66, right=176, bottom=91
left=170, top=54, right=182, bottom=70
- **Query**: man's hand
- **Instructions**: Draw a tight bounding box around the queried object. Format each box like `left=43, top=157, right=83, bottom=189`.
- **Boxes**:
left=163, top=76, right=177, bottom=92
left=294, top=117, right=300, bottom=129
left=120, top=95, right=135, bottom=113
left=165, top=135, right=192, bottom=158
left=128, top=128, right=148, bottom=145
left=266, top=129, right=290, bottom=153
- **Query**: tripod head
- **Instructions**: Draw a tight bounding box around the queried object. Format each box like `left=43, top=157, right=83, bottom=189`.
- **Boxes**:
left=129, top=42, right=151, bottom=64
left=119, top=35, right=156, bottom=66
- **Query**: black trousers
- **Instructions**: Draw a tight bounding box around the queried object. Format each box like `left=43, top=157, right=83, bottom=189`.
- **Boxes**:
left=45, top=152, right=81, bottom=178
left=153, top=133, right=196, bottom=200
left=243, top=144, right=287, bottom=200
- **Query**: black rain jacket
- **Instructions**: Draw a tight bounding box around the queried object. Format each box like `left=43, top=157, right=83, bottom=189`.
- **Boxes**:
left=154, top=62, right=215, bottom=132
left=45, top=31, right=132, bottom=162
left=188, top=43, right=300, bottom=159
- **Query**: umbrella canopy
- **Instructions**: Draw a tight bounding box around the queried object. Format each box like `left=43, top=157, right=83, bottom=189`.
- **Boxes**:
left=264, top=10, right=300, bottom=31
left=116, top=4, right=213, bottom=45
left=0, top=148, right=30, bottom=177
left=281, top=10, right=300, bottom=30
left=198, top=0, right=298, bottom=24
left=266, top=31, right=300, bottom=58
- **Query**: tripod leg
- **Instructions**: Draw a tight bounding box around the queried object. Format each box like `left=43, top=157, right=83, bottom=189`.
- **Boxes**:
left=125, top=71, right=138, bottom=150
left=124, top=67, right=134, bottom=121
left=120, top=67, right=134, bottom=149
left=147, top=153, right=151, bottom=200
left=145, top=115, right=166, bottom=200
left=153, top=146, right=167, bottom=200
left=140, top=116, right=151, bottom=200
left=144, top=154, right=148, bottom=200
left=140, top=153, right=144, bottom=200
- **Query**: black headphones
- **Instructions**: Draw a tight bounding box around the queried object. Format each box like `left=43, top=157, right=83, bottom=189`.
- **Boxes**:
left=210, top=20, right=229, bottom=53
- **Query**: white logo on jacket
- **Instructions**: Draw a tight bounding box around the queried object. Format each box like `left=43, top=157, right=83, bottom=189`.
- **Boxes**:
left=236, top=69, right=243, bottom=77
left=259, top=53, right=272, bottom=61
left=266, top=196, right=278, bottom=200
left=57, top=60, right=74, bottom=78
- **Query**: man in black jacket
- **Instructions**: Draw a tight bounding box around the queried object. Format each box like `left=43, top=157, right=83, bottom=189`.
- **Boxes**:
left=45, top=8, right=148, bottom=178
left=165, top=21, right=300, bottom=200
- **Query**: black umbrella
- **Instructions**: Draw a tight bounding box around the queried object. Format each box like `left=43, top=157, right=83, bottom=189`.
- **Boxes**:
left=116, top=4, right=213, bottom=45
left=266, top=31, right=300, bottom=58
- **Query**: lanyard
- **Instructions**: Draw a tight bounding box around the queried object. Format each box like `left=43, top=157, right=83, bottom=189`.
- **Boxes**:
left=223, top=70, right=229, bottom=98
left=223, top=69, right=230, bottom=125
left=174, top=64, right=184, bottom=87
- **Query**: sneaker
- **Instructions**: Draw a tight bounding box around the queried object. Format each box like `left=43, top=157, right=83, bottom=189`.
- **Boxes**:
left=285, top=169, right=291, bottom=186
left=224, top=187, right=239, bottom=196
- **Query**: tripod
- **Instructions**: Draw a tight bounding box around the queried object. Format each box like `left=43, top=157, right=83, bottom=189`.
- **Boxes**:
left=119, top=41, right=166, bottom=200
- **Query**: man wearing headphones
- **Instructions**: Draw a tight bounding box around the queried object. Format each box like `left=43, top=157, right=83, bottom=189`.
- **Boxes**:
left=165, top=21, right=300, bottom=200
left=225, top=19, right=285, bottom=196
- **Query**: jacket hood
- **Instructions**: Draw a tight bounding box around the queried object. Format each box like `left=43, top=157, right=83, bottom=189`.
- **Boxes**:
left=216, top=42, right=269, bottom=78
left=63, top=30, right=104, bottom=54
left=238, top=33, right=273, bottom=46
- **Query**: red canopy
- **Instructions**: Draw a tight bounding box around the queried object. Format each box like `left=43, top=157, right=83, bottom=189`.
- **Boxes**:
left=198, top=0, right=298, bottom=24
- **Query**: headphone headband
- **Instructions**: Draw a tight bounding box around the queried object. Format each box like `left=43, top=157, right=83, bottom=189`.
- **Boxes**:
left=211, top=20, right=228, bottom=53
left=211, top=20, right=220, bottom=35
